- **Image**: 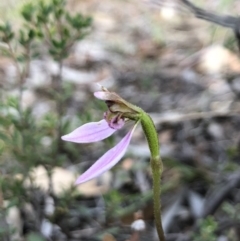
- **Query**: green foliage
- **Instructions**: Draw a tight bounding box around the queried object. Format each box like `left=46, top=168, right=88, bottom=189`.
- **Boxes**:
left=193, top=216, right=218, bottom=241
left=26, top=233, right=45, bottom=241
left=0, top=22, right=14, bottom=42
left=0, top=0, right=92, bottom=61
left=222, top=202, right=240, bottom=221
left=103, top=190, right=147, bottom=220
left=0, top=0, right=93, bottom=237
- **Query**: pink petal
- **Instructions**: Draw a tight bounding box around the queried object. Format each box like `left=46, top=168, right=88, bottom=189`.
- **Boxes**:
left=94, top=91, right=108, bottom=100
left=75, top=123, right=138, bottom=184
left=61, top=119, right=117, bottom=143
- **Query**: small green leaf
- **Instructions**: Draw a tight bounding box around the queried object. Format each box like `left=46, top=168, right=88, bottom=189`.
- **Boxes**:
left=28, top=29, right=35, bottom=40
left=7, top=96, right=18, bottom=109
left=0, top=132, right=9, bottom=143
left=21, top=3, right=35, bottom=22
left=27, top=233, right=45, bottom=241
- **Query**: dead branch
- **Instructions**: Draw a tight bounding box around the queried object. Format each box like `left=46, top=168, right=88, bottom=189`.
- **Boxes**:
left=180, top=0, right=238, bottom=29
left=202, top=172, right=240, bottom=218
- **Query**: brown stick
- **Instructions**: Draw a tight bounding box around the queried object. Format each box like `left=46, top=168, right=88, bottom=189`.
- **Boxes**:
left=180, top=0, right=238, bottom=29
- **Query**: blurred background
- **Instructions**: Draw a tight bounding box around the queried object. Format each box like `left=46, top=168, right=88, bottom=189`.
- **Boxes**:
left=1, top=0, right=240, bottom=240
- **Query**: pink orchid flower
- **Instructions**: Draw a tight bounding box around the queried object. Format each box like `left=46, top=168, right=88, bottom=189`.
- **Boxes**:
left=62, top=88, right=141, bottom=185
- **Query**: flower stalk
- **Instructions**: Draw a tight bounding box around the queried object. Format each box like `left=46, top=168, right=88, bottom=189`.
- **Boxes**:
left=140, top=112, right=165, bottom=241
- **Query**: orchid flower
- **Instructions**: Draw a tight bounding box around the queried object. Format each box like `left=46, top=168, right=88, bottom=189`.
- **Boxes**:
left=61, top=87, right=142, bottom=185
left=61, top=87, right=166, bottom=241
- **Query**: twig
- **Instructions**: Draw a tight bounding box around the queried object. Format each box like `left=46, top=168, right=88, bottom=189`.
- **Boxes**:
left=202, top=172, right=240, bottom=217
left=56, top=60, right=63, bottom=149
left=179, top=0, right=240, bottom=53
left=6, top=42, right=22, bottom=82
left=22, top=42, right=31, bottom=83
left=6, top=42, right=26, bottom=116
left=146, top=0, right=189, bottom=14
left=18, top=42, right=31, bottom=112
left=150, top=110, right=240, bottom=126
left=234, top=19, right=240, bottom=53
left=180, top=0, right=238, bottom=29
left=217, top=220, right=240, bottom=234
left=0, top=180, right=10, bottom=241
left=0, top=186, right=3, bottom=209
left=43, top=23, right=53, bottom=46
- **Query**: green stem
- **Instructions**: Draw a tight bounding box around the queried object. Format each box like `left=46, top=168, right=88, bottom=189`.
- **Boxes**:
left=151, top=156, right=165, bottom=241
left=140, top=112, right=165, bottom=241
